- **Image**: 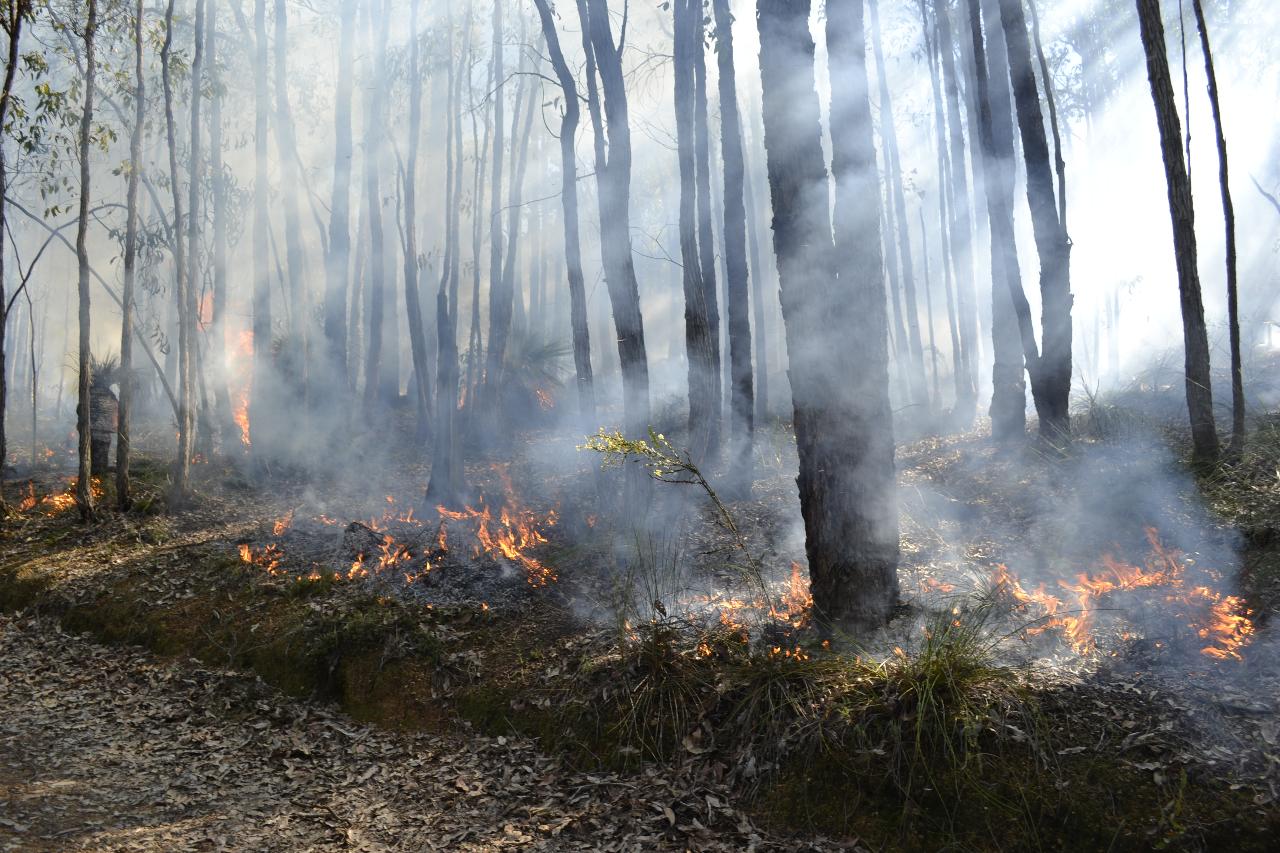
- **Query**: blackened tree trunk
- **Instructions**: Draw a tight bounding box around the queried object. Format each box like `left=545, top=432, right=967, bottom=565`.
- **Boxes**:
left=402, top=0, right=433, bottom=436
left=999, top=0, right=1072, bottom=444
left=584, top=0, right=651, bottom=437
left=674, top=0, right=718, bottom=460
left=75, top=0, right=99, bottom=520
left=0, top=0, right=30, bottom=488
left=968, top=0, right=1027, bottom=442
left=692, top=5, right=722, bottom=457
left=1191, top=0, right=1243, bottom=456
left=532, top=0, right=595, bottom=422
left=1135, top=0, right=1219, bottom=462
left=117, top=0, right=144, bottom=507
left=758, top=0, right=899, bottom=630
left=324, top=0, right=356, bottom=400
left=712, top=0, right=754, bottom=485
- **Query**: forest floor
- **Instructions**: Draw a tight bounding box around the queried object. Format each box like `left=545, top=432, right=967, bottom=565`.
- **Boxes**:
left=3, top=392, right=1280, bottom=850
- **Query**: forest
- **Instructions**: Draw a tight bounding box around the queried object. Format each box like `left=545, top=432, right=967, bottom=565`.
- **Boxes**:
left=0, top=0, right=1278, bottom=849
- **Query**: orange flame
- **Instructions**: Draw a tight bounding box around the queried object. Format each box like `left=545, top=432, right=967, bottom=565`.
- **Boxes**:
left=993, top=528, right=1254, bottom=661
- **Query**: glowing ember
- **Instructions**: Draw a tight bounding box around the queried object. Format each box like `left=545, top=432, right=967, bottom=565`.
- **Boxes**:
left=435, top=465, right=559, bottom=587
left=993, top=528, right=1254, bottom=661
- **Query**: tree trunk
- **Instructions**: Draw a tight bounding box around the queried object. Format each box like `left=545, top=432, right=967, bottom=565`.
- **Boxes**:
left=743, top=120, right=770, bottom=425
left=361, top=0, right=389, bottom=408
left=115, top=0, right=142, bottom=506
left=532, top=0, right=595, bottom=422
left=934, top=0, right=978, bottom=422
left=712, top=0, right=754, bottom=486
left=75, top=0, right=99, bottom=521
left=0, top=1, right=30, bottom=488
left=324, top=0, right=356, bottom=402
left=758, top=0, right=899, bottom=630
left=1191, top=0, right=1243, bottom=456
left=674, top=0, right=718, bottom=461
left=999, top=0, right=1072, bottom=445
left=692, top=5, right=722, bottom=458
left=481, top=0, right=507, bottom=416
left=251, top=0, right=272, bottom=454
left=207, top=0, right=234, bottom=448
left=584, top=0, right=651, bottom=437
left=401, top=0, right=433, bottom=436
left=1134, top=0, right=1219, bottom=462
left=869, top=0, right=928, bottom=411
left=967, top=0, right=1027, bottom=442
left=274, top=0, right=308, bottom=394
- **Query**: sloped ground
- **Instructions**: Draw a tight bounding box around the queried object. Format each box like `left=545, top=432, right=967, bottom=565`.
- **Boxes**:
left=0, top=614, right=835, bottom=853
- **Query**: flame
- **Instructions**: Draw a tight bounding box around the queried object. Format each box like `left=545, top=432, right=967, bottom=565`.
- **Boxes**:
left=232, top=331, right=253, bottom=447
left=993, top=528, right=1254, bottom=661
left=766, top=562, right=814, bottom=628
left=434, top=464, right=559, bottom=587
left=534, top=387, right=554, bottom=410
left=238, top=542, right=284, bottom=574
left=18, top=482, right=37, bottom=511
left=272, top=509, right=294, bottom=537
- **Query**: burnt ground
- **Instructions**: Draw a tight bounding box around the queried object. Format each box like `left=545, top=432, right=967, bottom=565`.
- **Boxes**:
left=2, top=406, right=1280, bottom=850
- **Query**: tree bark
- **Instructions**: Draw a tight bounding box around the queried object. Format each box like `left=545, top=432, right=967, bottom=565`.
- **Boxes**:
left=674, top=0, right=718, bottom=461
left=967, top=0, right=1027, bottom=442
left=361, top=0, right=390, bottom=407
left=401, top=0, right=433, bottom=436
left=758, top=0, right=899, bottom=630
left=1191, top=0, right=1243, bottom=456
left=532, top=0, right=595, bottom=422
left=692, top=5, right=722, bottom=457
left=712, top=0, right=754, bottom=486
left=324, top=0, right=356, bottom=402
left=1134, top=0, right=1219, bottom=462
left=75, top=0, right=99, bottom=521
left=273, top=0, right=308, bottom=394
left=0, top=1, right=30, bottom=488
left=999, top=0, right=1072, bottom=445
left=584, top=0, right=651, bottom=437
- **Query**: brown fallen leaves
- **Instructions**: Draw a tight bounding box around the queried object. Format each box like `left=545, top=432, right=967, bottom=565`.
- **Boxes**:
left=0, top=615, right=855, bottom=852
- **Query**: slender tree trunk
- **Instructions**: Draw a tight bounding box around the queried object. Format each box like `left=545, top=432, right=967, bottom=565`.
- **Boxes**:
left=482, top=0, right=506, bottom=413
left=250, top=0, right=272, bottom=455
left=427, top=5, right=469, bottom=508
left=743, top=123, right=770, bottom=426
left=532, top=0, right=595, bottom=422
left=466, top=52, right=492, bottom=408
left=324, top=0, right=356, bottom=401
left=162, top=0, right=196, bottom=496
left=274, top=0, right=307, bottom=393
left=0, top=1, right=30, bottom=488
left=674, top=0, right=718, bottom=460
left=968, top=0, right=1027, bottom=442
left=186, top=0, right=208, bottom=465
left=402, top=0, right=433, bottom=436
left=116, top=0, right=145, bottom=507
left=1134, top=0, right=1219, bottom=462
left=999, top=0, right=1072, bottom=444
left=692, top=5, right=722, bottom=457
left=207, top=0, right=233, bottom=447
left=75, top=0, right=99, bottom=520
left=1191, top=0, right=1243, bottom=456
left=758, top=0, right=899, bottom=630
left=362, top=0, right=389, bottom=407
left=584, top=0, right=651, bottom=437
left=934, top=0, right=978, bottom=421
left=712, top=0, right=754, bottom=485
left=870, top=0, right=927, bottom=410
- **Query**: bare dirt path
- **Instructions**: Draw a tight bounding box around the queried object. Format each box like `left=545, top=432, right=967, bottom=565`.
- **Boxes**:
left=0, top=615, right=838, bottom=853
